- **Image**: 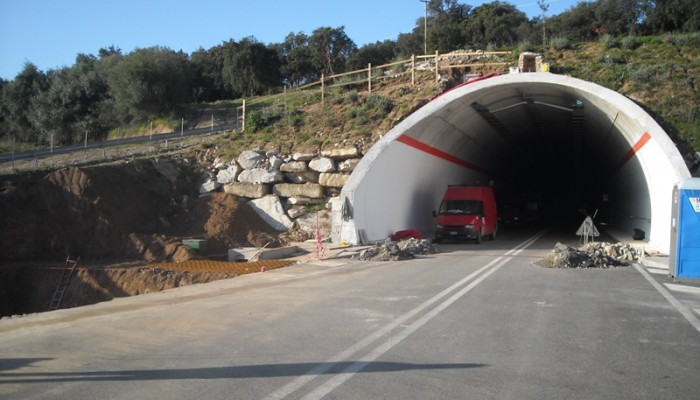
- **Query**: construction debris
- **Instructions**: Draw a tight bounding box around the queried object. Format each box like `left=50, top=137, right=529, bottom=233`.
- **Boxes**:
left=539, top=242, right=642, bottom=269
left=354, top=238, right=438, bottom=262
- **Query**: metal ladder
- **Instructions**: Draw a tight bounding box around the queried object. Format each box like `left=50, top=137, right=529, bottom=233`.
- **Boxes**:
left=48, top=256, right=80, bottom=311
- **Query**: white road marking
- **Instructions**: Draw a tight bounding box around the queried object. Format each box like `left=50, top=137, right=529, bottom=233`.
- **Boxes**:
left=646, top=267, right=669, bottom=275
left=664, top=283, right=700, bottom=295
left=261, top=231, right=546, bottom=400
left=633, top=264, right=700, bottom=335
left=644, top=259, right=669, bottom=270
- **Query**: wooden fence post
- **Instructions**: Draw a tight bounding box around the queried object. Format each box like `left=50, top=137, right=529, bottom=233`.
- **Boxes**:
left=242, top=99, right=246, bottom=132
left=435, top=50, right=440, bottom=83
left=411, top=55, right=416, bottom=86
left=321, top=74, right=325, bottom=106
left=368, top=63, right=372, bottom=93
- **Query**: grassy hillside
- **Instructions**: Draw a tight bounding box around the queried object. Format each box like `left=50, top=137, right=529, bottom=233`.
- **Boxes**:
left=546, top=33, right=700, bottom=154
left=205, top=34, right=699, bottom=163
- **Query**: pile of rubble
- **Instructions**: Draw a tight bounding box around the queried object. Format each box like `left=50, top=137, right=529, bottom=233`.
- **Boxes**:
left=354, top=238, right=438, bottom=262
left=540, top=242, right=642, bottom=269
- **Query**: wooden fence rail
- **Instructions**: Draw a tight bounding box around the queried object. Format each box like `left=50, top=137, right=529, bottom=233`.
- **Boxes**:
left=238, top=51, right=514, bottom=131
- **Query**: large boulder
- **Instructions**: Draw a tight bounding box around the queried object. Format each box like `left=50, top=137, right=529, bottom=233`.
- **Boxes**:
left=338, top=158, right=361, bottom=173
left=309, top=157, right=336, bottom=173
left=284, top=171, right=320, bottom=184
left=216, top=165, right=241, bottom=184
left=293, top=152, right=316, bottom=161
left=280, top=161, right=308, bottom=173
left=268, top=154, right=285, bottom=169
left=273, top=183, right=324, bottom=199
left=223, top=182, right=270, bottom=198
left=319, top=173, right=349, bottom=188
left=237, top=150, right=267, bottom=169
left=248, top=196, right=294, bottom=231
left=238, top=168, right=284, bottom=184
left=199, top=178, right=220, bottom=194
left=321, top=147, right=361, bottom=160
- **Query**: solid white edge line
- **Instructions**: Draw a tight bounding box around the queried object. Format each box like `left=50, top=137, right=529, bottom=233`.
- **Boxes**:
left=263, top=230, right=546, bottom=400
left=633, top=264, right=700, bottom=334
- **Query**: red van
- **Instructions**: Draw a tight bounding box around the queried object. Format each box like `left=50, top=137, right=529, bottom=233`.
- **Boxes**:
left=433, top=185, right=498, bottom=244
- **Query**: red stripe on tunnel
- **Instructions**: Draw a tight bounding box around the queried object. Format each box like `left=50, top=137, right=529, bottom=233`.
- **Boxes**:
left=396, top=134, right=493, bottom=177
left=615, top=132, right=652, bottom=173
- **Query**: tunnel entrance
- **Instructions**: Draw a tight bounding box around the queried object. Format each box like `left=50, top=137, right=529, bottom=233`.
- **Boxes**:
left=335, top=73, right=689, bottom=254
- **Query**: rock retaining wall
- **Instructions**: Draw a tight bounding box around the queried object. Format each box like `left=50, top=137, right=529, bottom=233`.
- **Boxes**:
left=199, top=147, right=362, bottom=234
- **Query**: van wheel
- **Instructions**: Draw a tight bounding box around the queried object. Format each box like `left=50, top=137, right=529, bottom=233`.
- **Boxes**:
left=475, top=231, right=482, bottom=244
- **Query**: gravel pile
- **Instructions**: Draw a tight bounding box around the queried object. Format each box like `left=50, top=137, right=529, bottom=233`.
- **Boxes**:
left=355, top=238, right=438, bottom=261
left=540, top=242, right=641, bottom=269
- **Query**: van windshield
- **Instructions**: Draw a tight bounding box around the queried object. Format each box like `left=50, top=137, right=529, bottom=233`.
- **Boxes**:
left=439, top=200, right=484, bottom=215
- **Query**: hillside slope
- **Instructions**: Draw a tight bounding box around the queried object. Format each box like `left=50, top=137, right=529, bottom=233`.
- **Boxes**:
left=208, top=35, right=698, bottom=162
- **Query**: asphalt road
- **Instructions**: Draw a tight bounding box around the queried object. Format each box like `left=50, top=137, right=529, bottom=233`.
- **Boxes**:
left=1, top=228, right=699, bottom=399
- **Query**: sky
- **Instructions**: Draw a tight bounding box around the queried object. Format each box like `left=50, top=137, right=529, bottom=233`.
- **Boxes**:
left=0, top=0, right=579, bottom=81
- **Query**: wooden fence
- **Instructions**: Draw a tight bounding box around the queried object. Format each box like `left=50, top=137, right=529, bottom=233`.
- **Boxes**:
left=237, top=51, right=514, bottom=130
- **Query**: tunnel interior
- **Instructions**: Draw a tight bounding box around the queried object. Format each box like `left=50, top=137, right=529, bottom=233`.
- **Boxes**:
left=457, top=81, right=645, bottom=229
left=337, top=73, right=689, bottom=253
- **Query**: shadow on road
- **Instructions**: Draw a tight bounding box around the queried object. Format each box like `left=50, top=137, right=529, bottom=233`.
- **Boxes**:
left=0, top=359, right=487, bottom=383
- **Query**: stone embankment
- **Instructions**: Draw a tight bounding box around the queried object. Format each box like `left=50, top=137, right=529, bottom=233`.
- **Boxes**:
left=198, top=147, right=362, bottom=238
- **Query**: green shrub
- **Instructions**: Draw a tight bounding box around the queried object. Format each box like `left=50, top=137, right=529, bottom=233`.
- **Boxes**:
left=365, top=94, right=393, bottom=115
left=600, top=34, right=618, bottom=49
left=245, top=111, right=262, bottom=132
left=550, top=36, right=572, bottom=50
left=621, top=36, right=640, bottom=50
left=665, top=32, right=700, bottom=47
left=627, top=64, right=658, bottom=86
left=518, top=41, right=534, bottom=53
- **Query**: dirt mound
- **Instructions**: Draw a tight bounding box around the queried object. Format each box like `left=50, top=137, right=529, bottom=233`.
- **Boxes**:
left=169, top=192, right=282, bottom=255
left=0, top=160, right=281, bottom=263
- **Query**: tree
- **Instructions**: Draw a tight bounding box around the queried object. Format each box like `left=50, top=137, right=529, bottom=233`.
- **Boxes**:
left=273, top=32, right=315, bottom=87
left=594, top=0, right=644, bottom=36
left=347, top=40, right=397, bottom=71
left=464, top=2, right=529, bottom=48
left=308, top=26, right=357, bottom=77
left=2, top=63, right=48, bottom=143
left=426, top=0, right=472, bottom=52
left=191, top=45, right=228, bottom=102
left=27, top=54, right=111, bottom=145
left=642, top=0, right=700, bottom=33
left=221, top=37, right=281, bottom=97
left=106, top=46, right=193, bottom=123
left=395, top=30, right=426, bottom=58
left=547, top=2, right=599, bottom=42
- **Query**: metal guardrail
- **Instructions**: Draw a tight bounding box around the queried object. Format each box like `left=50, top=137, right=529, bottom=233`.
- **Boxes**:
left=0, top=122, right=240, bottom=164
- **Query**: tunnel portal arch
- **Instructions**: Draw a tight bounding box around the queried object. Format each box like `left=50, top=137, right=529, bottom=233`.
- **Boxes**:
left=335, top=73, right=690, bottom=254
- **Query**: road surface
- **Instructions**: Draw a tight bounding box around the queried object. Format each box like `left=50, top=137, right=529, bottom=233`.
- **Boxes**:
left=1, top=228, right=699, bottom=399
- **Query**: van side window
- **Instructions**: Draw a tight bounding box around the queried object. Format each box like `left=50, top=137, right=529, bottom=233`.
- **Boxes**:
left=439, top=200, right=484, bottom=215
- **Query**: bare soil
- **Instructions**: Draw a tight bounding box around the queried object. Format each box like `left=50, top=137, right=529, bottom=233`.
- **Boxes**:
left=0, top=159, right=285, bottom=317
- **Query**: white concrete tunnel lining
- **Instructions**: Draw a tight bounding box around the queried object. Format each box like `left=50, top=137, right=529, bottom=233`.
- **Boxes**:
left=334, top=73, right=690, bottom=254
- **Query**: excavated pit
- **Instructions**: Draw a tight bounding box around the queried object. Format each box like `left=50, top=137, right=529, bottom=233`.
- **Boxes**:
left=0, top=160, right=285, bottom=318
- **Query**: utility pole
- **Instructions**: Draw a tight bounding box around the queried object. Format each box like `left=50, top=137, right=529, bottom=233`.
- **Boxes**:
left=420, top=0, right=429, bottom=55
left=538, top=0, right=549, bottom=46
